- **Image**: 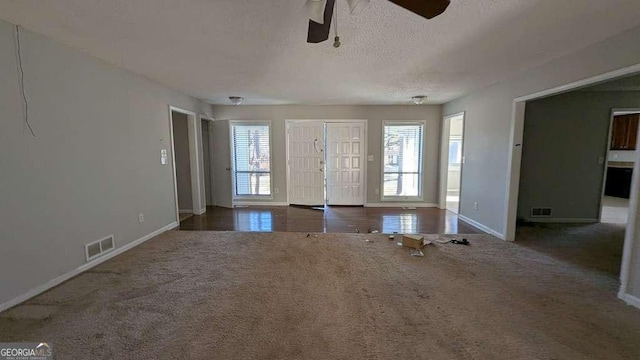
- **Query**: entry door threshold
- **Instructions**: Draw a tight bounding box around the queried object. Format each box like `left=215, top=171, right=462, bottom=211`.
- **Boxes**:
left=290, top=204, right=325, bottom=211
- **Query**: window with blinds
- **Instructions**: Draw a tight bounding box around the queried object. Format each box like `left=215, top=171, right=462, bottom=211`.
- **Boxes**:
left=231, top=123, right=271, bottom=197
left=382, top=122, right=424, bottom=199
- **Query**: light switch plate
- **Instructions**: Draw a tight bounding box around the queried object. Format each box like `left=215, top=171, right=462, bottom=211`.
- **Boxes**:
left=161, top=149, right=168, bottom=165
left=367, top=155, right=374, bottom=162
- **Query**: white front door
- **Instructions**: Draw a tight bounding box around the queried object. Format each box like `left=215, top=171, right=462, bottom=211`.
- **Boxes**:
left=326, top=122, right=365, bottom=205
left=287, top=121, right=325, bottom=206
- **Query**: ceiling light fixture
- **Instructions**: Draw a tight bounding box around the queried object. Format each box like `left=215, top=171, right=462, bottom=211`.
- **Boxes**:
left=229, top=96, right=244, bottom=105
left=412, top=95, right=427, bottom=105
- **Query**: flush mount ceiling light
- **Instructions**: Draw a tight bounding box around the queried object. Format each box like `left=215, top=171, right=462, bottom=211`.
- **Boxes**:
left=412, top=95, right=427, bottom=105
left=229, top=96, right=244, bottom=105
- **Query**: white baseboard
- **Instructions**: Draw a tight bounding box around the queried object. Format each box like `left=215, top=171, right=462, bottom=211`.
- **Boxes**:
left=233, top=201, right=289, bottom=207
left=0, top=221, right=178, bottom=313
left=232, top=202, right=439, bottom=208
left=179, top=209, right=193, bottom=214
left=458, top=214, right=505, bottom=239
left=522, top=218, right=598, bottom=223
left=618, top=291, right=640, bottom=310
left=364, top=203, right=438, bottom=208
left=195, top=208, right=206, bottom=215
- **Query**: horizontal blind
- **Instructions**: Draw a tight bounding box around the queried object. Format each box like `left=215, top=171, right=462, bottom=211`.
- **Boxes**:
left=382, top=124, right=423, bottom=197
left=232, top=124, right=271, bottom=196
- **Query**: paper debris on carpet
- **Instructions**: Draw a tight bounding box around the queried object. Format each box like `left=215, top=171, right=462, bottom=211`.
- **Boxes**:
left=410, top=249, right=424, bottom=257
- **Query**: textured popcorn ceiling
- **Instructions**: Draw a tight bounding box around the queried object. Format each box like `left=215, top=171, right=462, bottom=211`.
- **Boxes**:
left=1, top=0, right=640, bottom=105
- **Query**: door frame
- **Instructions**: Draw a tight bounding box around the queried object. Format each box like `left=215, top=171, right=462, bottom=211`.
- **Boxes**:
left=439, top=112, right=466, bottom=212
left=503, top=63, right=640, bottom=308
left=285, top=119, right=368, bottom=206
left=168, top=105, right=206, bottom=225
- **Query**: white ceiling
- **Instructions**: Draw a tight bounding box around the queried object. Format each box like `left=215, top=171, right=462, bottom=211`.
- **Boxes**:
left=1, top=0, right=640, bottom=105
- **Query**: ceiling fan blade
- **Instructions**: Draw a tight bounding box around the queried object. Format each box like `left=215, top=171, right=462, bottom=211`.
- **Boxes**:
left=387, top=0, right=450, bottom=19
left=307, top=0, right=335, bottom=43
left=305, top=0, right=327, bottom=24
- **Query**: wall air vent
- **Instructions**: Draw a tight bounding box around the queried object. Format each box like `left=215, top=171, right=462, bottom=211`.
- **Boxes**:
left=530, top=207, right=552, bottom=218
left=85, top=235, right=115, bottom=262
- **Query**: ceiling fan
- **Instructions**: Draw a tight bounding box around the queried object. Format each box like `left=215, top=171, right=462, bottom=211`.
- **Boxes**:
left=306, top=0, right=450, bottom=43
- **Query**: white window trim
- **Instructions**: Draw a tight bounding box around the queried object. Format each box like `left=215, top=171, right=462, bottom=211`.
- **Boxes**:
left=380, top=120, right=426, bottom=202
left=230, top=120, right=274, bottom=200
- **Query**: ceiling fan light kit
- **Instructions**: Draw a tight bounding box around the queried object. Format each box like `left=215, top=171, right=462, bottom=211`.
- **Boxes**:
left=306, top=0, right=450, bottom=44
left=333, top=36, right=341, bottom=48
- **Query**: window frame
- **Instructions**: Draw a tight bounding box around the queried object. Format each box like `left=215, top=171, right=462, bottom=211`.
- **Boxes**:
left=380, top=120, right=426, bottom=202
left=230, top=120, right=274, bottom=200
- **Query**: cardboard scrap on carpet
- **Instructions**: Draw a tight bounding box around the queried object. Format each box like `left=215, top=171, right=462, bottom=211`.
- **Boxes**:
left=402, top=234, right=426, bottom=249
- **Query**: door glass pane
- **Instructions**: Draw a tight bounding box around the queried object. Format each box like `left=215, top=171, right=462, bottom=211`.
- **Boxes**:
left=383, top=173, right=420, bottom=197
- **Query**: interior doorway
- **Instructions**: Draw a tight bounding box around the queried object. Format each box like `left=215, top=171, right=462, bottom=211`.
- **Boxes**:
left=440, top=113, right=465, bottom=214
left=172, top=111, right=194, bottom=221
left=286, top=120, right=367, bottom=207
left=168, top=106, right=206, bottom=225
left=505, top=68, right=640, bottom=307
left=201, top=118, right=215, bottom=207
left=601, top=110, right=639, bottom=225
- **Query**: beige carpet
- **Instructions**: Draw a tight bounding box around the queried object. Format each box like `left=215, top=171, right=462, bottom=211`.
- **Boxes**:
left=516, top=222, right=625, bottom=276
left=1, top=231, right=640, bottom=359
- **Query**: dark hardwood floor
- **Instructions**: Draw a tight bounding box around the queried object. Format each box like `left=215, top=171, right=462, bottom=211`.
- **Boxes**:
left=178, top=205, right=483, bottom=234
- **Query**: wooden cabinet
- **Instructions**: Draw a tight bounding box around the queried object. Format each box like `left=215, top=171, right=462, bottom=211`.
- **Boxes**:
left=610, top=114, right=639, bottom=150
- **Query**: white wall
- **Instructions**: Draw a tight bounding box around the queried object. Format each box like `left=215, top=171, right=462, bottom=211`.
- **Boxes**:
left=518, top=91, right=640, bottom=221
left=443, top=24, right=640, bottom=301
left=210, top=105, right=442, bottom=205
left=0, top=20, right=210, bottom=307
